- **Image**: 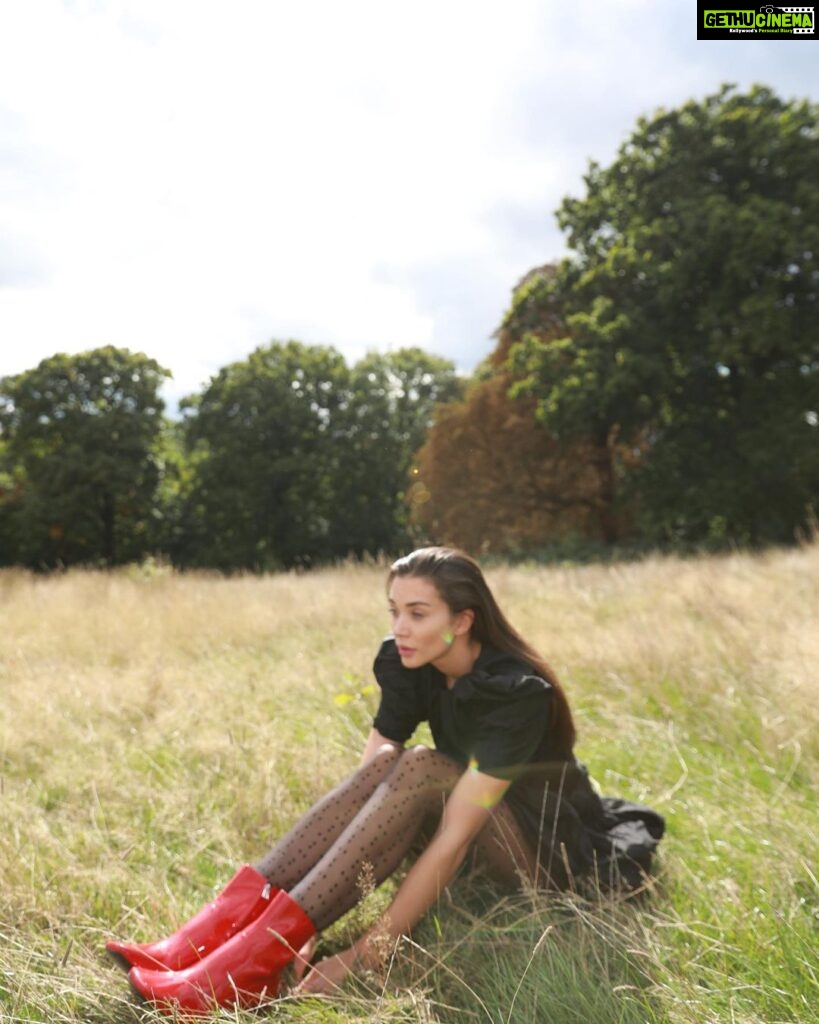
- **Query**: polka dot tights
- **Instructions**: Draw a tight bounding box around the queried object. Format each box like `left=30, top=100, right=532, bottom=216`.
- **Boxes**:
left=254, top=745, right=539, bottom=931
left=254, top=745, right=402, bottom=894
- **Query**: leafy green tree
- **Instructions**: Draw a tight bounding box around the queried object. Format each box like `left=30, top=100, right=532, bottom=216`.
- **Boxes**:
left=0, top=347, right=170, bottom=566
left=0, top=437, right=24, bottom=564
left=509, top=84, right=819, bottom=545
left=334, top=349, right=462, bottom=555
left=179, top=341, right=350, bottom=570
left=144, top=417, right=193, bottom=562
left=178, top=343, right=461, bottom=569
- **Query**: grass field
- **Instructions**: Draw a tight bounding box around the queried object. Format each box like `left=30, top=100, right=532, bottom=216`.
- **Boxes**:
left=1, top=544, right=817, bottom=1023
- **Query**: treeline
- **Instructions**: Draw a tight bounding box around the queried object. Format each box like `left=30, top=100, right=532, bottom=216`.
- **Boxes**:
left=0, top=345, right=459, bottom=570
left=1, top=84, right=818, bottom=570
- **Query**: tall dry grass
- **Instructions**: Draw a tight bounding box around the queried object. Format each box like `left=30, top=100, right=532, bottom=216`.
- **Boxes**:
left=1, top=545, right=817, bottom=1023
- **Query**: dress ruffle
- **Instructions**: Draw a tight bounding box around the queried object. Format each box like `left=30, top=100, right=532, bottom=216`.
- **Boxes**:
left=451, top=668, right=553, bottom=703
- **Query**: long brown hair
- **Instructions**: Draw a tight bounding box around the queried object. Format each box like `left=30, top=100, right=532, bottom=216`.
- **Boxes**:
left=388, top=546, right=576, bottom=756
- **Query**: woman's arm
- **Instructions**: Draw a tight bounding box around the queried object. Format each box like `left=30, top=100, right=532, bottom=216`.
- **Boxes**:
left=372, top=767, right=511, bottom=935
left=359, top=727, right=404, bottom=766
left=295, top=766, right=511, bottom=993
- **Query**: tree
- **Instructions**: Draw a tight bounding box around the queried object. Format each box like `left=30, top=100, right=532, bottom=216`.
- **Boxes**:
left=144, top=417, right=193, bottom=563
left=178, top=344, right=461, bottom=569
left=509, top=85, right=819, bottom=545
left=178, top=341, right=350, bottom=570
left=0, top=436, right=23, bottom=564
left=500, top=264, right=632, bottom=544
left=412, top=371, right=602, bottom=553
left=333, top=349, right=462, bottom=555
left=0, top=347, right=170, bottom=566
left=413, top=273, right=614, bottom=554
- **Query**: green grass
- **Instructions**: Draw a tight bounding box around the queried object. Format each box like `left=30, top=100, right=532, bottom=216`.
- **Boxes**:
left=0, top=546, right=817, bottom=1023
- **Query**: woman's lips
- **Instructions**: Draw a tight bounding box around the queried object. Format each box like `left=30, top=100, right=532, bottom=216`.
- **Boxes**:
left=397, top=646, right=415, bottom=657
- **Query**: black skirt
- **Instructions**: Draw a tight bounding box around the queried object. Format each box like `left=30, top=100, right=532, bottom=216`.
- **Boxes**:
left=504, top=759, right=665, bottom=891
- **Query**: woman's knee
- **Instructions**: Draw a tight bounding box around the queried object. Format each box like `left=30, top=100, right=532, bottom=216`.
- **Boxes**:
left=366, top=744, right=403, bottom=775
left=401, top=744, right=458, bottom=770
left=388, top=745, right=462, bottom=788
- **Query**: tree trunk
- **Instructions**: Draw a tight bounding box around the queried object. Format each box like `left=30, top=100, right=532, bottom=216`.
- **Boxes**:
left=593, top=430, right=619, bottom=544
left=101, top=490, right=116, bottom=565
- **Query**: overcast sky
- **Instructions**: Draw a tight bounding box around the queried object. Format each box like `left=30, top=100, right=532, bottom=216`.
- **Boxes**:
left=1, top=0, right=817, bottom=411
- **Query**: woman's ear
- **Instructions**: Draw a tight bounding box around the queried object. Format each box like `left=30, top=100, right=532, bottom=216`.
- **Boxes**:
left=453, top=608, right=475, bottom=637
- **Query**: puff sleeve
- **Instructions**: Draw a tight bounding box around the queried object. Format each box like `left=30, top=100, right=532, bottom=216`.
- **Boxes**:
left=372, top=637, right=426, bottom=743
left=455, top=669, right=553, bottom=780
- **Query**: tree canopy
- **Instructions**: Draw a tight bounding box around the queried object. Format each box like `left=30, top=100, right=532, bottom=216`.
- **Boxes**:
left=333, top=348, right=463, bottom=557
left=508, top=84, right=819, bottom=544
left=173, top=343, right=460, bottom=570
left=0, top=343, right=460, bottom=571
left=176, top=341, right=348, bottom=570
left=413, top=277, right=609, bottom=553
left=0, top=347, right=170, bottom=566
left=413, top=371, right=601, bottom=554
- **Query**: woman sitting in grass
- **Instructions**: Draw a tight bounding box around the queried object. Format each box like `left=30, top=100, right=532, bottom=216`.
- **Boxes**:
left=107, top=546, right=664, bottom=1013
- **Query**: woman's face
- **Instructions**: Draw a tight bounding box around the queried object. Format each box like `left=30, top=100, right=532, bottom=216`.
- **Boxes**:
left=388, top=575, right=461, bottom=670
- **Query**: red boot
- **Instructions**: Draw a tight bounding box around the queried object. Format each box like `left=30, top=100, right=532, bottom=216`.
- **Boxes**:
left=106, top=865, right=277, bottom=971
left=128, top=889, right=316, bottom=1014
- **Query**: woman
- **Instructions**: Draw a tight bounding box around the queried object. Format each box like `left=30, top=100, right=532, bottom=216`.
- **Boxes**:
left=107, top=547, right=664, bottom=1013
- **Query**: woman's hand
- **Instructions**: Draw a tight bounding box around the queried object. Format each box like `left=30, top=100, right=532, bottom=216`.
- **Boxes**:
left=292, top=945, right=359, bottom=996
left=290, top=933, right=321, bottom=984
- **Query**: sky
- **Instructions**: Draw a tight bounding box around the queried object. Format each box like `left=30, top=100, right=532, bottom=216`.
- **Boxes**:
left=1, top=0, right=818, bottom=412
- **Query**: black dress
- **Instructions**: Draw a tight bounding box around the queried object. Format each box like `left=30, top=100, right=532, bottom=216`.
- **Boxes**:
left=372, top=637, right=664, bottom=890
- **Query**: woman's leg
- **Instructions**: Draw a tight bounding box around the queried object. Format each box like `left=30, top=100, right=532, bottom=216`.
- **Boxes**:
left=255, top=748, right=542, bottom=923
left=128, top=748, right=461, bottom=1011
left=254, top=745, right=402, bottom=889
left=471, top=801, right=542, bottom=887
left=109, top=747, right=405, bottom=973
left=288, top=746, right=463, bottom=930
left=127, top=752, right=539, bottom=1011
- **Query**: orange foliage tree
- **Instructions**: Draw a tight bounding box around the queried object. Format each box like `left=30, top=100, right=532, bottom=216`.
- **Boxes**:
left=410, top=266, right=619, bottom=554
left=410, top=372, right=600, bottom=553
